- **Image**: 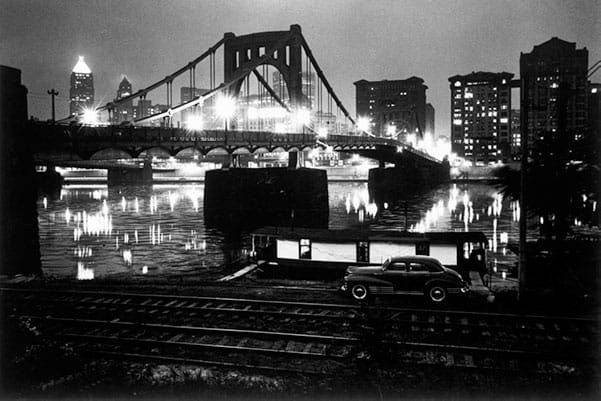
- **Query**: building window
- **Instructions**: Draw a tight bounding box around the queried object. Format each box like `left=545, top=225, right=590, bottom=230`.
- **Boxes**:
left=299, top=239, right=311, bottom=259
left=415, top=243, right=430, bottom=256
left=357, top=241, right=369, bottom=262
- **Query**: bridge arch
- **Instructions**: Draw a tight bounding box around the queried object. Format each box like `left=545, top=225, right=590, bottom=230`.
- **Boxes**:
left=136, top=146, right=172, bottom=159
left=89, top=148, right=135, bottom=160
left=224, top=25, right=306, bottom=108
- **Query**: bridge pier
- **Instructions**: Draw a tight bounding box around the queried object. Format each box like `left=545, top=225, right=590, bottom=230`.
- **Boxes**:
left=204, top=167, right=328, bottom=230
left=368, top=158, right=450, bottom=204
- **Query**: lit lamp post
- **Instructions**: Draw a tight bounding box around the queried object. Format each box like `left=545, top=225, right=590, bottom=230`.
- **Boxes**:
left=356, top=117, right=372, bottom=136
left=386, top=124, right=396, bottom=138
left=81, top=108, right=99, bottom=125
left=215, top=93, right=236, bottom=162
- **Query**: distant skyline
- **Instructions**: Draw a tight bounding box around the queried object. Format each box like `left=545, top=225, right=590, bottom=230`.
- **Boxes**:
left=2, top=0, right=599, bottom=135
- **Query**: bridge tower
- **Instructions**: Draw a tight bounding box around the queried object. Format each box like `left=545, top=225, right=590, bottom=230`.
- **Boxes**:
left=223, top=25, right=306, bottom=108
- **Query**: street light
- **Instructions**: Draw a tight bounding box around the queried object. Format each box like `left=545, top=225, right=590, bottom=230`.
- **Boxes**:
left=186, top=114, right=204, bottom=131
left=215, top=94, right=236, bottom=130
left=81, top=108, right=99, bottom=125
left=356, top=116, right=371, bottom=135
left=386, top=124, right=396, bottom=137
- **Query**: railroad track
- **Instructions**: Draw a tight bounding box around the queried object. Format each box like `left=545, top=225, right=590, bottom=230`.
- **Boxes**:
left=2, top=288, right=597, bottom=375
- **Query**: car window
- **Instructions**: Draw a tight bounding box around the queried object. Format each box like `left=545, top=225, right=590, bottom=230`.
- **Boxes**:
left=428, top=263, right=443, bottom=273
left=388, top=262, right=406, bottom=271
left=408, top=262, right=429, bottom=272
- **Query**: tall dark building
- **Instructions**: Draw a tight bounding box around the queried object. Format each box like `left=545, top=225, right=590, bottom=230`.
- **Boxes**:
left=112, top=76, right=133, bottom=123
left=511, top=109, right=521, bottom=160
left=425, top=103, right=435, bottom=138
left=354, top=77, right=427, bottom=138
left=520, top=37, right=589, bottom=149
left=589, top=83, right=601, bottom=138
left=448, top=72, right=513, bottom=164
left=69, top=56, right=94, bottom=117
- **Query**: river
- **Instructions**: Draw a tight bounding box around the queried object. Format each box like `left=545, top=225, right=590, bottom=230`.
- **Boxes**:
left=37, top=181, right=521, bottom=280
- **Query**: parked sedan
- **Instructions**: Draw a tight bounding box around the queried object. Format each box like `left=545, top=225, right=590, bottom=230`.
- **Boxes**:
left=340, top=255, right=469, bottom=303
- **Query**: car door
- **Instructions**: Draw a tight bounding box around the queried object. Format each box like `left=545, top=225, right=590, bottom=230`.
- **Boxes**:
left=406, top=261, right=432, bottom=292
left=382, top=261, right=409, bottom=291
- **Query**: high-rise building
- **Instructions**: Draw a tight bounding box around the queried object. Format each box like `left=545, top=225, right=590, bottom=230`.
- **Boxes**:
left=588, top=83, right=601, bottom=138
left=448, top=71, right=513, bottom=164
left=425, top=103, right=435, bottom=138
left=354, top=77, right=427, bottom=138
left=520, top=38, right=589, bottom=150
left=69, top=56, right=94, bottom=117
left=511, top=109, right=521, bottom=160
left=112, top=76, right=133, bottom=124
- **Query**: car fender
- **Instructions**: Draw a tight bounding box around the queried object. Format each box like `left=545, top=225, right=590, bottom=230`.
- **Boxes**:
left=424, top=277, right=459, bottom=289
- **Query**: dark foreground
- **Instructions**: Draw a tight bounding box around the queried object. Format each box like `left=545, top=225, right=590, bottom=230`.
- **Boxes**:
left=1, top=276, right=599, bottom=401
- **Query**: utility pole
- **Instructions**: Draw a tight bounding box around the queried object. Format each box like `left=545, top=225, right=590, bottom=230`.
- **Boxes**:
left=47, top=89, right=58, bottom=123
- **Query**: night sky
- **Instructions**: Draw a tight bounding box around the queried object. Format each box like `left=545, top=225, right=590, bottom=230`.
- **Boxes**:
left=2, top=0, right=600, bottom=135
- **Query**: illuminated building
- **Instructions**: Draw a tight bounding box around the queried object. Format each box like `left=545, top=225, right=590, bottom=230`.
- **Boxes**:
left=112, top=76, right=133, bottom=124
left=354, top=77, right=427, bottom=138
left=69, top=56, right=94, bottom=117
left=520, top=38, right=589, bottom=149
left=448, top=71, right=513, bottom=164
left=511, top=109, right=521, bottom=160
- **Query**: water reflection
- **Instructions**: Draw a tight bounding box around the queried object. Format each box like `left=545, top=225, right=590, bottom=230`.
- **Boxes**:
left=38, top=182, right=523, bottom=279
left=331, top=182, right=522, bottom=273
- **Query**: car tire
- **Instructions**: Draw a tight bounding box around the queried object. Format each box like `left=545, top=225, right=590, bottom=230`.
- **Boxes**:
left=427, top=285, right=447, bottom=303
left=350, top=284, right=369, bottom=300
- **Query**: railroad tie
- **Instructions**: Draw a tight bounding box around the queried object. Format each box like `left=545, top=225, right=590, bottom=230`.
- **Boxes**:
left=168, top=333, right=185, bottom=343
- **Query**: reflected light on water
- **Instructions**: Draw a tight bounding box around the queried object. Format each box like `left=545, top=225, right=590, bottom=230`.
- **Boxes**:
left=168, top=191, right=179, bottom=212
left=185, top=188, right=203, bottom=212
left=122, top=249, right=133, bottom=265
left=77, top=261, right=94, bottom=280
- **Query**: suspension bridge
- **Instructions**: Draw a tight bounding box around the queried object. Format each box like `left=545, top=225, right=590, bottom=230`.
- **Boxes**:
left=30, top=24, right=445, bottom=176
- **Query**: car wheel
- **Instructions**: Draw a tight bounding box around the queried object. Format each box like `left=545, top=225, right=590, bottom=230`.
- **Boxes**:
left=427, top=285, right=447, bottom=303
left=350, top=284, right=369, bottom=300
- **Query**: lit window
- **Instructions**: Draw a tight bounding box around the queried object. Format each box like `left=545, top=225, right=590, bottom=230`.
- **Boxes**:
left=454, top=81, right=462, bottom=87
left=500, top=117, right=508, bottom=124
left=453, top=119, right=462, bottom=125
left=465, top=92, right=473, bottom=99
left=299, top=239, right=311, bottom=259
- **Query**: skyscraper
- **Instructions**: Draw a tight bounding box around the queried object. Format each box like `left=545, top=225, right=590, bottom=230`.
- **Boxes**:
left=354, top=77, right=427, bottom=138
left=520, top=38, right=589, bottom=149
left=112, top=76, right=133, bottom=123
left=448, top=72, right=513, bottom=164
left=69, top=56, right=94, bottom=117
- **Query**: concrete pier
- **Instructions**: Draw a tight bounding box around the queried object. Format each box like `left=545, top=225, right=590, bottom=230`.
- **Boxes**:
left=204, top=167, right=328, bottom=230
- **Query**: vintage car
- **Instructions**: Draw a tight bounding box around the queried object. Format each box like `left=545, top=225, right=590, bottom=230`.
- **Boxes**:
left=340, top=255, right=470, bottom=303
